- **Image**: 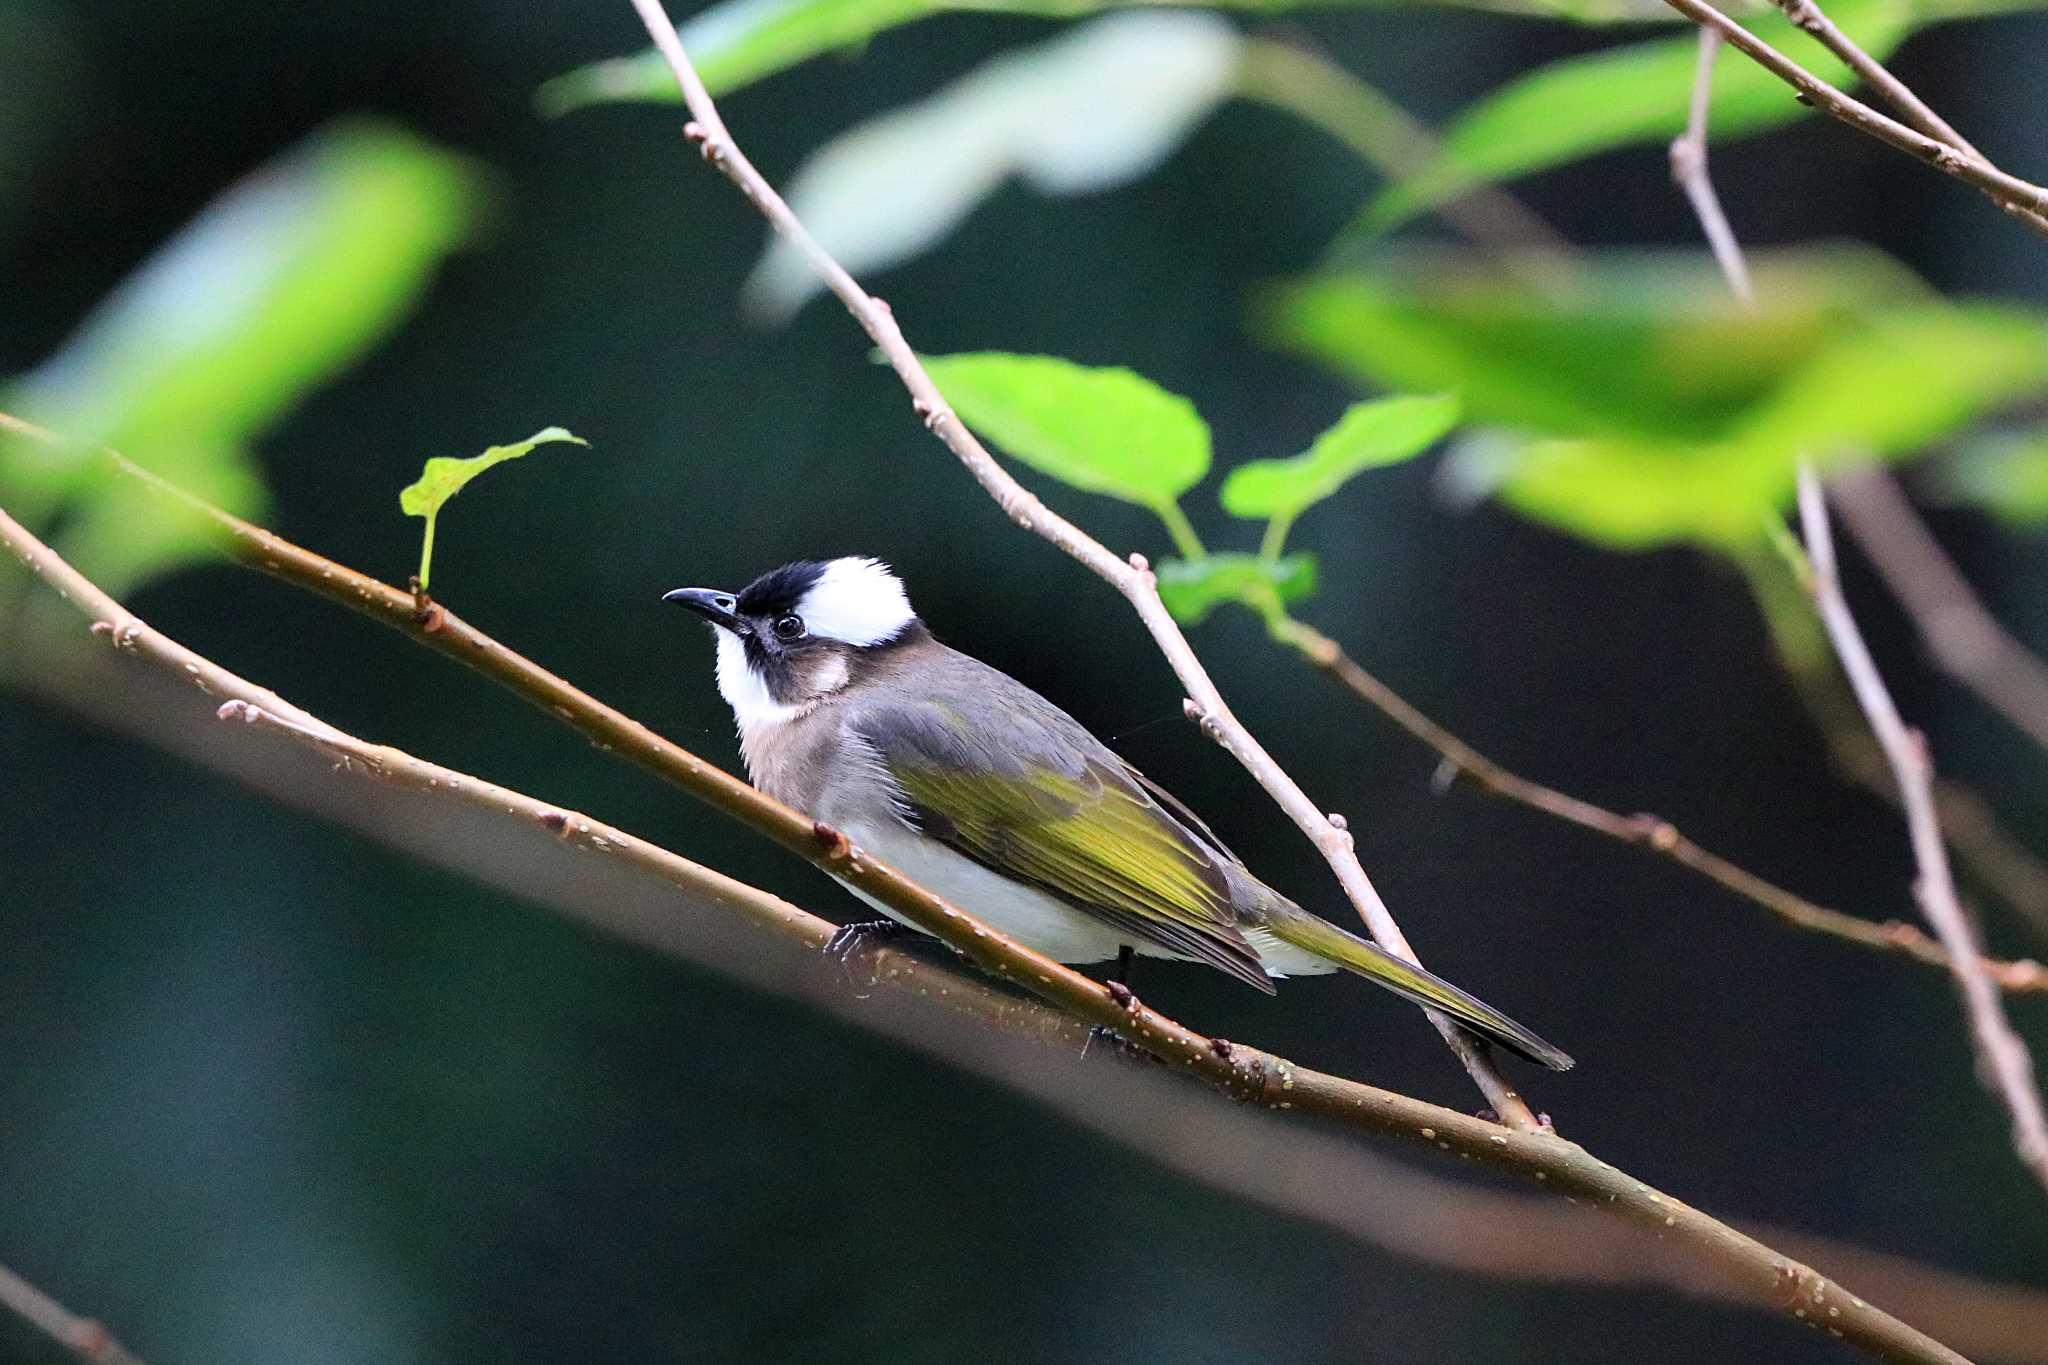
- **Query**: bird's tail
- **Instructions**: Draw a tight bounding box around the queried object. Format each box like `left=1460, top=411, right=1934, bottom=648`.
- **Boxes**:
left=1263, top=912, right=1575, bottom=1071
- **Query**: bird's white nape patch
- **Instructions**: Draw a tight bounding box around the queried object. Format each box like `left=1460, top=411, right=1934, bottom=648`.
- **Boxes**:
left=714, top=629, right=805, bottom=727
left=797, top=557, right=915, bottom=646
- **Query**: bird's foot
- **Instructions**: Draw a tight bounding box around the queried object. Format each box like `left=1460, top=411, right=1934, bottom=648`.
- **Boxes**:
left=824, top=918, right=915, bottom=967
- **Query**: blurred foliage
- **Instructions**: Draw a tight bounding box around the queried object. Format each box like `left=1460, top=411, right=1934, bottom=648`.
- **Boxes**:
left=1263, top=248, right=2048, bottom=548
left=1943, top=430, right=2048, bottom=526
left=743, top=12, right=1238, bottom=320
left=0, top=120, right=481, bottom=602
left=537, top=0, right=1698, bottom=117
left=400, top=427, right=587, bottom=592
left=928, top=351, right=1454, bottom=623
left=1355, top=0, right=1914, bottom=236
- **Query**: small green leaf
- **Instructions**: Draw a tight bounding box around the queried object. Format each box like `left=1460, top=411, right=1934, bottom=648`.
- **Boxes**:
left=400, top=427, right=587, bottom=591
left=1358, top=0, right=1912, bottom=237
left=1157, top=552, right=1318, bottom=625
left=1220, top=393, right=1458, bottom=520
left=923, top=352, right=1210, bottom=508
left=0, top=119, right=480, bottom=601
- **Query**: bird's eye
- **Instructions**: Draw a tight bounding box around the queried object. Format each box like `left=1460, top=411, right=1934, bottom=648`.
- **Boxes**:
left=772, top=614, right=806, bottom=641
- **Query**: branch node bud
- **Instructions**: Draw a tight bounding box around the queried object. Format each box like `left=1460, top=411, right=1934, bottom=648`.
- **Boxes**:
left=812, top=819, right=852, bottom=860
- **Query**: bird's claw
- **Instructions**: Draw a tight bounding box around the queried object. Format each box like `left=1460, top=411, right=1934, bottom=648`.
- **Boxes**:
left=824, top=918, right=913, bottom=966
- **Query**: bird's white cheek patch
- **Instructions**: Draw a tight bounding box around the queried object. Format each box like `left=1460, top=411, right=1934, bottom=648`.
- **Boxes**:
left=714, top=629, right=805, bottom=727
left=798, top=557, right=915, bottom=646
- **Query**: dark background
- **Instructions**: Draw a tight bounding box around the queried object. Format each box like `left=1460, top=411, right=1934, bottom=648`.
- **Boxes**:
left=4, top=0, right=2046, bottom=1360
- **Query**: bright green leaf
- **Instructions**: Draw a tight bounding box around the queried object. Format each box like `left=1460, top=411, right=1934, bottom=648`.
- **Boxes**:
left=0, top=119, right=480, bottom=600
left=744, top=12, right=1238, bottom=320
left=1157, top=552, right=1318, bottom=625
left=1220, top=393, right=1458, bottom=520
left=1359, top=0, right=1913, bottom=236
left=924, top=352, right=1211, bottom=509
left=1260, top=246, right=1932, bottom=443
left=400, top=428, right=588, bottom=591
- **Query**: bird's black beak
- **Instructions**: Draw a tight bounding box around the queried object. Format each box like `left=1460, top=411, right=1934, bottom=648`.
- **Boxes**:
left=662, top=586, right=747, bottom=634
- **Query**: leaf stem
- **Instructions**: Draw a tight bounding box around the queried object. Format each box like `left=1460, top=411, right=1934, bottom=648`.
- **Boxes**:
left=416, top=514, right=437, bottom=594
left=1258, top=509, right=1296, bottom=563
left=1153, top=498, right=1207, bottom=561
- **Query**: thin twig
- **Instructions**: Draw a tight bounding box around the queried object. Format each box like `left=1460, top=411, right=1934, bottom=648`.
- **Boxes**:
left=0, top=498, right=1977, bottom=1365
left=1670, top=29, right=1755, bottom=305
left=1654, top=0, right=2048, bottom=236
left=0, top=1262, right=145, bottom=1365
left=1666, top=19, right=2048, bottom=1192
left=1830, top=466, right=2048, bottom=757
left=1767, top=0, right=1980, bottom=159
left=619, top=0, right=1540, bottom=1130
left=1272, top=618, right=2047, bottom=993
left=1797, top=468, right=2048, bottom=1191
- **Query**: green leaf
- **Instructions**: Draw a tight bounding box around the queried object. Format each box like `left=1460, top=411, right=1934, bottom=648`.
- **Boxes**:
left=539, top=0, right=1729, bottom=117
left=923, top=352, right=1211, bottom=508
left=1359, top=0, right=1913, bottom=237
left=1220, top=393, right=1458, bottom=520
left=1474, top=305, right=2048, bottom=549
left=1157, top=552, right=1318, bottom=625
left=1942, top=430, right=2048, bottom=526
left=400, top=427, right=588, bottom=591
left=0, top=119, right=481, bottom=600
left=1259, top=246, right=1931, bottom=442
left=744, top=12, right=1237, bottom=320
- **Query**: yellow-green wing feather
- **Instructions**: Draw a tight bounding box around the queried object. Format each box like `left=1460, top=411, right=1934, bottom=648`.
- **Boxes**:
left=864, top=703, right=1274, bottom=992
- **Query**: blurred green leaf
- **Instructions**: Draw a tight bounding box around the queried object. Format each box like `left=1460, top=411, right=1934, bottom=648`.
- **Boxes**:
left=1157, top=552, right=1318, bottom=624
left=743, top=13, right=1237, bottom=320
left=540, top=0, right=1713, bottom=116
left=400, top=427, right=588, bottom=591
left=924, top=352, right=1211, bottom=508
left=2, top=119, right=481, bottom=598
left=1260, top=246, right=1930, bottom=442
left=1359, top=0, right=1912, bottom=236
left=1942, top=431, right=2048, bottom=526
left=1481, top=306, right=2048, bottom=548
left=1268, top=248, right=2048, bottom=549
left=1220, top=393, right=1458, bottom=520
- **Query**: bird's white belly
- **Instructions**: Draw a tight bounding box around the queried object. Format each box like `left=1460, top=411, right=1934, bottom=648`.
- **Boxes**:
left=834, top=818, right=1145, bottom=965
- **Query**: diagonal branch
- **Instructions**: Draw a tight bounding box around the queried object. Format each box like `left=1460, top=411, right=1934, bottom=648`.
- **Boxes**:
left=1664, top=18, right=2048, bottom=1193
left=619, top=0, right=1540, bottom=1131
left=0, top=494, right=1981, bottom=1365
left=0, top=1261, right=145, bottom=1365
left=1796, top=469, right=2048, bottom=1193
left=1655, top=0, right=2048, bottom=236
left=1829, top=465, right=2048, bottom=759
left=1272, top=617, right=2047, bottom=993
left=1765, top=0, right=1979, bottom=157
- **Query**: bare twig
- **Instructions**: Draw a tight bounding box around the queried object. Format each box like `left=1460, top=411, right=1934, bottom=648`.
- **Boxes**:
left=1663, top=18, right=2048, bottom=1191
left=619, top=0, right=1541, bottom=1130
left=1273, top=618, right=2048, bottom=993
left=0, top=496, right=1983, bottom=1365
left=1830, top=466, right=2048, bottom=757
left=1669, top=29, right=1755, bottom=305
left=0, top=1262, right=145, bottom=1365
left=1797, top=467, right=2048, bottom=1192
left=1654, top=0, right=2048, bottom=236
left=1766, top=0, right=1979, bottom=159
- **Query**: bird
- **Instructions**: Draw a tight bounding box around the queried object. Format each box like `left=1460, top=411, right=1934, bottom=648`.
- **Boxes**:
left=665, top=556, right=1573, bottom=1071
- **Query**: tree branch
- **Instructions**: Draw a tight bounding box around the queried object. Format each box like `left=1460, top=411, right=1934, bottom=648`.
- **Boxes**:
left=0, top=466, right=1980, bottom=1364
left=1829, top=466, right=2048, bottom=760
left=1663, top=19, right=2048, bottom=1193
left=1271, top=617, right=2047, bottom=992
left=1796, top=468, right=2048, bottom=1192
left=0, top=1261, right=145, bottom=1365
left=619, top=0, right=1540, bottom=1132
left=1654, top=0, right=2048, bottom=235
left=1765, top=0, right=1980, bottom=157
